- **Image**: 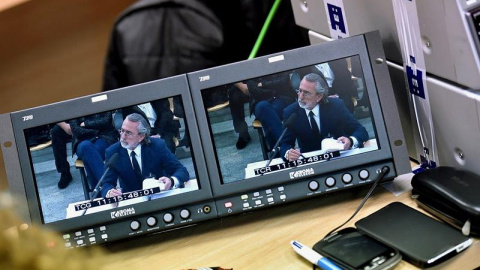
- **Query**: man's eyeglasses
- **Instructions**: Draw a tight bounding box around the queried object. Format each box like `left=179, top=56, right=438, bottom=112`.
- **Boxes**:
left=295, top=88, right=315, bottom=98
left=118, top=129, right=137, bottom=138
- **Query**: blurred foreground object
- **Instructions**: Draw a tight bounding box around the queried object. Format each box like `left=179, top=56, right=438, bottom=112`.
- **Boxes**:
left=0, top=191, right=106, bottom=270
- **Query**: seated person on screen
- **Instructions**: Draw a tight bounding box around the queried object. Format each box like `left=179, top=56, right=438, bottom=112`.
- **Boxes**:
left=51, top=121, right=73, bottom=189
left=101, top=113, right=189, bottom=198
left=228, top=72, right=296, bottom=150
left=70, top=113, right=118, bottom=192
left=280, top=73, right=369, bottom=162
left=329, top=58, right=359, bottom=114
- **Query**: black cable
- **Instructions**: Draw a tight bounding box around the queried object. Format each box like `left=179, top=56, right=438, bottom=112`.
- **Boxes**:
left=324, top=166, right=390, bottom=237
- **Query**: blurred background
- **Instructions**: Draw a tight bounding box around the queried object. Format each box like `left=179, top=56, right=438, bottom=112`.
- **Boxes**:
left=0, top=0, right=311, bottom=190
left=0, top=0, right=138, bottom=189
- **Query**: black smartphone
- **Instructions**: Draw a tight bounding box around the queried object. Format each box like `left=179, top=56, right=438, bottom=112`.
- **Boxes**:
left=313, top=228, right=401, bottom=270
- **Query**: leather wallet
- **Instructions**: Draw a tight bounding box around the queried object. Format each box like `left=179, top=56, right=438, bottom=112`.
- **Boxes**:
left=411, top=166, right=480, bottom=236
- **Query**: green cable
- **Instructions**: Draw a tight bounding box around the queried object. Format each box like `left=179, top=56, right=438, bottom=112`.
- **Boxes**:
left=248, top=0, right=282, bottom=59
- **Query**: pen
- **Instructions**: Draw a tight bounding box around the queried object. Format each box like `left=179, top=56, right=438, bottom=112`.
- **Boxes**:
left=291, top=240, right=342, bottom=270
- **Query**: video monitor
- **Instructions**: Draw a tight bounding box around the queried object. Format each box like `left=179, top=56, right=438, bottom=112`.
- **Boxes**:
left=188, top=31, right=410, bottom=216
left=0, top=75, right=216, bottom=247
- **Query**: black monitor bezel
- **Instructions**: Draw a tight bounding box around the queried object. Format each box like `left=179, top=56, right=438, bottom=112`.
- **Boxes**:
left=3, top=75, right=213, bottom=232
left=188, top=33, right=408, bottom=198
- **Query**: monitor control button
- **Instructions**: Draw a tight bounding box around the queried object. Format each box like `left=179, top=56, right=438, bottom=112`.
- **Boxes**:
left=342, top=173, right=353, bottom=184
left=163, top=213, right=174, bottom=223
left=308, top=180, right=319, bottom=191
left=325, top=176, right=336, bottom=187
left=359, top=169, right=369, bottom=180
left=146, top=216, right=157, bottom=227
left=180, top=209, right=191, bottom=220
left=130, top=220, right=141, bottom=231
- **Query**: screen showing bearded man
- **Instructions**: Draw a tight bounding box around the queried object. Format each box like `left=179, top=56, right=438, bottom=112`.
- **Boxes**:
left=101, top=113, right=189, bottom=198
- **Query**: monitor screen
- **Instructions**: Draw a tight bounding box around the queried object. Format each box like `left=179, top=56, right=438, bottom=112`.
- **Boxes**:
left=203, top=56, right=378, bottom=185
left=188, top=32, right=410, bottom=215
left=1, top=75, right=215, bottom=243
left=27, top=96, right=200, bottom=224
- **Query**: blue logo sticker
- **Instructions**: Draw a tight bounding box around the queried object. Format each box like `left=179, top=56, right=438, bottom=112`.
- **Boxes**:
left=327, top=4, right=346, bottom=34
left=406, top=55, right=425, bottom=99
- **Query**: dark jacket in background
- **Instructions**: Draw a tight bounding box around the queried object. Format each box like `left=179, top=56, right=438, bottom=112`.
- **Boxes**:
left=102, top=0, right=224, bottom=91
left=102, top=0, right=308, bottom=92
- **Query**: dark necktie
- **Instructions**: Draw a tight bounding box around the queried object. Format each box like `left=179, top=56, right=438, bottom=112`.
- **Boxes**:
left=130, top=151, right=143, bottom=180
left=309, top=111, right=321, bottom=139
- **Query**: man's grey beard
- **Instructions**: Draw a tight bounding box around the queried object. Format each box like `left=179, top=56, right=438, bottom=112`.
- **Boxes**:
left=120, top=140, right=133, bottom=150
left=298, top=100, right=308, bottom=109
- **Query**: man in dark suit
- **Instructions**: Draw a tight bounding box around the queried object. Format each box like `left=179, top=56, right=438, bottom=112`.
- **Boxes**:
left=101, top=113, right=189, bottom=198
left=280, top=73, right=369, bottom=161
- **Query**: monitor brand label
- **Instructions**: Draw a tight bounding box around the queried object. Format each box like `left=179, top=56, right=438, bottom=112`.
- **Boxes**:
left=110, top=207, right=136, bottom=219
left=289, top=168, right=315, bottom=179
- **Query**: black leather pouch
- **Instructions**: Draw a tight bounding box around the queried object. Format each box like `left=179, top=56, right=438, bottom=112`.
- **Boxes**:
left=411, top=166, right=480, bottom=236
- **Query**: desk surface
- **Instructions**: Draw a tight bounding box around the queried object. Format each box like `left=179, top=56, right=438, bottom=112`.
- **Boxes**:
left=101, top=177, right=479, bottom=270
